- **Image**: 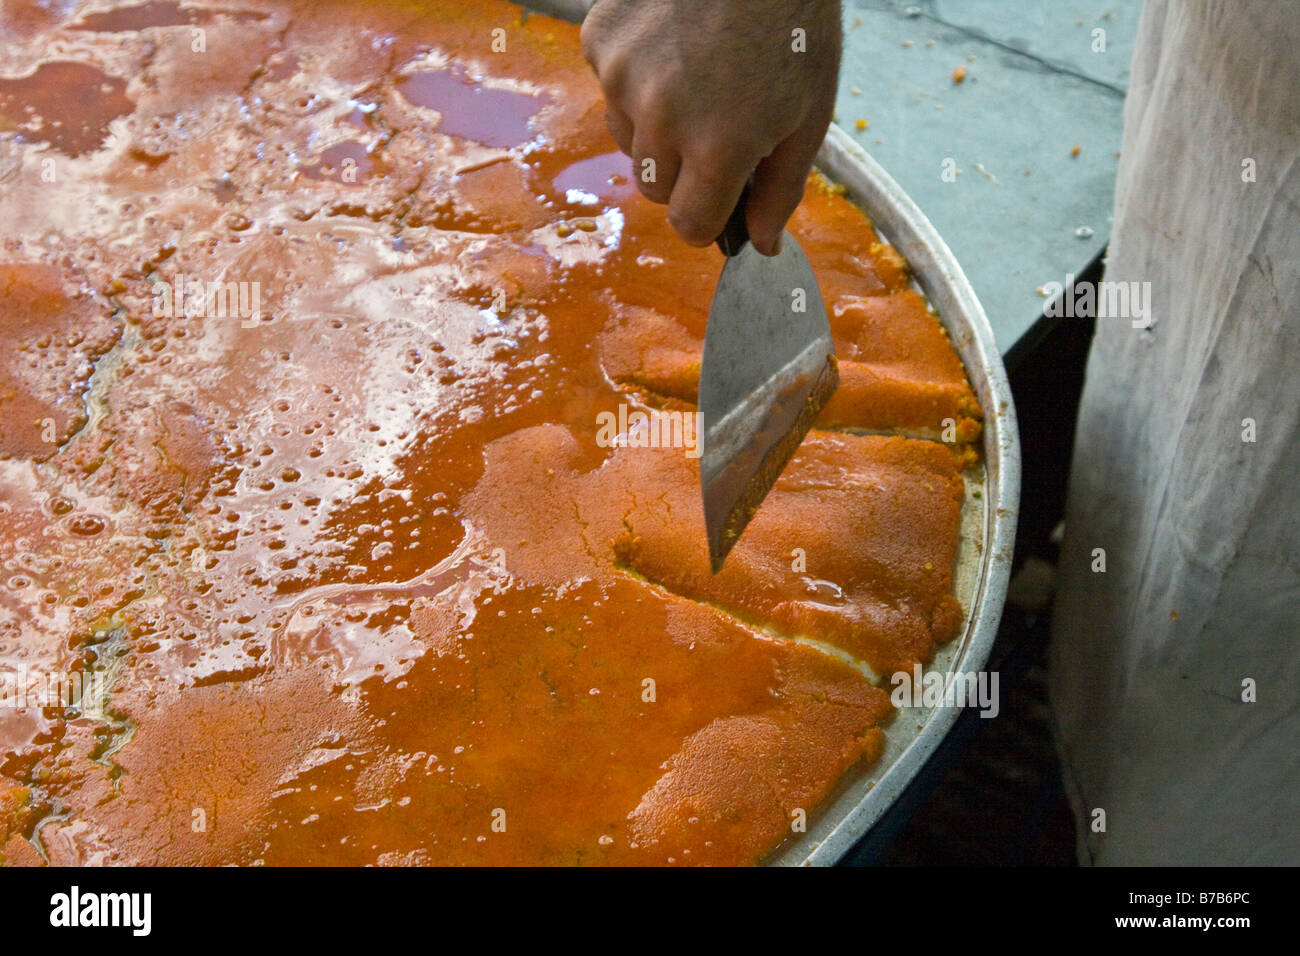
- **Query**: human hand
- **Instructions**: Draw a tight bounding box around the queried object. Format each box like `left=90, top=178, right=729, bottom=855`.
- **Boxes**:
left=581, top=0, right=843, bottom=256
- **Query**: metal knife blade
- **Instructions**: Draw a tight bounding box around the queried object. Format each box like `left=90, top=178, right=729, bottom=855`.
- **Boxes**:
left=700, top=198, right=839, bottom=574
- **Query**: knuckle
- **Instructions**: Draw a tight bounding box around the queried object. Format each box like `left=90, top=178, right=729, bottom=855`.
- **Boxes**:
left=578, top=10, right=610, bottom=64
left=578, top=28, right=599, bottom=68
left=636, top=176, right=670, bottom=204
left=631, top=81, right=680, bottom=134
left=686, top=137, right=762, bottom=184
left=604, top=107, right=631, bottom=142
left=667, top=208, right=716, bottom=246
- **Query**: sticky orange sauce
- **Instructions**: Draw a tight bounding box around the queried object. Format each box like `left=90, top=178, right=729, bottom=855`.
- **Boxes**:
left=0, top=0, right=979, bottom=865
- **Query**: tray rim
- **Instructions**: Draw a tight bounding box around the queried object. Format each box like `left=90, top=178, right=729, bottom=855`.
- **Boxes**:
left=776, top=125, right=1021, bottom=865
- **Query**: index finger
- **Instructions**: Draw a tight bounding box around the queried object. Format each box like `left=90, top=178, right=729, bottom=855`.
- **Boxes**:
left=666, top=145, right=756, bottom=248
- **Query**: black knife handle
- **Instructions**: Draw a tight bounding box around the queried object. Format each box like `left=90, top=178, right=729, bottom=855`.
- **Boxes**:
left=715, top=179, right=752, bottom=257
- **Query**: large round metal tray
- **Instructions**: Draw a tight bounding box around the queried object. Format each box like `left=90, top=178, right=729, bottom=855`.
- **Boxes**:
left=520, top=0, right=1020, bottom=866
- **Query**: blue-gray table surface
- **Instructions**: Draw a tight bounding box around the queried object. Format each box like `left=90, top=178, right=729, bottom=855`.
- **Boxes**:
left=836, top=0, right=1141, bottom=353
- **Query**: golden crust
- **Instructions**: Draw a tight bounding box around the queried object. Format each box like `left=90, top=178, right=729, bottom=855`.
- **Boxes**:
left=0, top=0, right=980, bottom=866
